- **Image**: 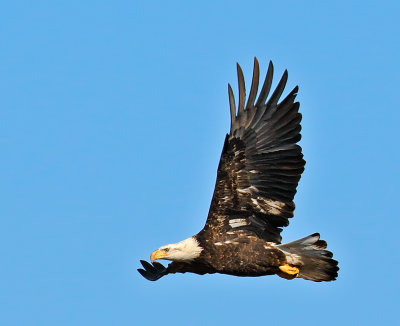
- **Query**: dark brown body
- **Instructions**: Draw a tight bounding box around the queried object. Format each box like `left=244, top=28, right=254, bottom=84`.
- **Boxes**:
left=194, top=231, right=285, bottom=277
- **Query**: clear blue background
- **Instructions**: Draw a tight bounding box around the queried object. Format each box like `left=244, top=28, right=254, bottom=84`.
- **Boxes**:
left=1, top=1, right=399, bottom=325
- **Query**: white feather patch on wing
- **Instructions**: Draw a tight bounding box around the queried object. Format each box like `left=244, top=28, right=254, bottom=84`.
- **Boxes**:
left=224, top=240, right=239, bottom=245
left=265, top=199, right=286, bottom=215
left=250, top=197, right=287, bottom=215
left=251, top=198, right=267, bottom=213
left=229, top=218, right=247, bottom=228
left=237, top=185, right=258, bottom=194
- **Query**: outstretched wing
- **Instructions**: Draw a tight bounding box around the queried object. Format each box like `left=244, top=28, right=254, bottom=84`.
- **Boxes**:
left=203, top=58, right=305, bottom=243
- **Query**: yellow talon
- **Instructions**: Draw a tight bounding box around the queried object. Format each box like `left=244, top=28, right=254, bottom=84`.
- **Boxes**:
left=279, top=264, right=299, bottom=275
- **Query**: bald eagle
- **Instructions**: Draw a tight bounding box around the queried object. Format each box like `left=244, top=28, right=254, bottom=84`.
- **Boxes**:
left=138, top=58, right=339, bottom=282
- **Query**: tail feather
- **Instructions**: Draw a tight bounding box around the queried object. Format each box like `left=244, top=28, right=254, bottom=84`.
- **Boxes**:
left=277, top=233, right=339, bottom=282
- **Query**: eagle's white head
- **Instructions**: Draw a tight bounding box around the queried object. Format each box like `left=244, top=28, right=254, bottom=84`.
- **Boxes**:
left=150, top=237, right=203, bottom=262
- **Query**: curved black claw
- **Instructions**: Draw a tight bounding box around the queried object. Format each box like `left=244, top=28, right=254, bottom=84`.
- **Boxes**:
left=138, top=260, right=167, bottom=281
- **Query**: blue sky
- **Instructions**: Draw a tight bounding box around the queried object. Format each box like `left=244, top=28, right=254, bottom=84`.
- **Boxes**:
left=1, top=1, right=399, bottom=325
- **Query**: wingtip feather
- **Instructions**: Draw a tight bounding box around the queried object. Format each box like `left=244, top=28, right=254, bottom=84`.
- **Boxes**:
left=245, top=57, right=260, bottom=110
left=228, top=83, right=236, bottom=130
left=255, top=60, right=274, bottom=106
left=236, top=63, right=246, bottom=114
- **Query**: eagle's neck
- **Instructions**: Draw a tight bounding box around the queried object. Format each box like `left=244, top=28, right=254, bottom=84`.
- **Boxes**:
left=170, top=237, right=203, bottom=262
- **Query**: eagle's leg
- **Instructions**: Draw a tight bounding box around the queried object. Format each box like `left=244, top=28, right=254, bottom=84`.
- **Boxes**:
left=279, top=264, right=299, bottom=276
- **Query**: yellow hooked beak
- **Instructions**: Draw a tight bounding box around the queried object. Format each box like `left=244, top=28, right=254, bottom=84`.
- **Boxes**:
left=150, top=249, right=169, bottom=262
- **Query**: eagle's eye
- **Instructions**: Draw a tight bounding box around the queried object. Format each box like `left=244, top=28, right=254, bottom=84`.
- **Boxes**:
left=163, top=248, right=169, bottom=252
